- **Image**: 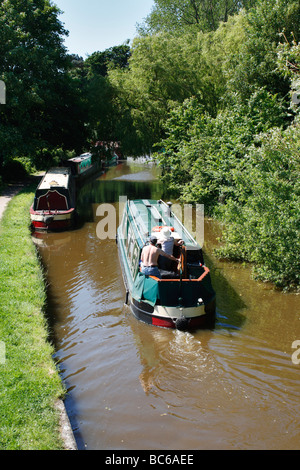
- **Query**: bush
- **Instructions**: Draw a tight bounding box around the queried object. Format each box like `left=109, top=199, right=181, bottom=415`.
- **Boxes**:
left=32, top=148, right=76, bottom=171
left=2, top=158, right=28, bottom=182
left=216, top=123, right=300, bottom=290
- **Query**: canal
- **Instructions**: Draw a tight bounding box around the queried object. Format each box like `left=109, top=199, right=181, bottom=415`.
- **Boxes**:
left=35, top=159, right=300, bottom=450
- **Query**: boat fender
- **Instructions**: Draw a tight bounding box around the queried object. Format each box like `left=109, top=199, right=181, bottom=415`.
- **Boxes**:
left=175, top=316, right=190, bottom=332
left=125, top=291, right=129, bottom=305
left=152, top=225, right=175, bottom=232
left=44, top=215, right=54, bottom=225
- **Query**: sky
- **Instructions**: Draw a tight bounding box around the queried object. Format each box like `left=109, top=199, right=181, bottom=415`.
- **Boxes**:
left=53, top=0, right=155, bottom=57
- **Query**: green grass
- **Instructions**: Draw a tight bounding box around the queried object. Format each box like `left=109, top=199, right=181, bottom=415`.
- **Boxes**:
left=0, top=184, right=66, bottom=450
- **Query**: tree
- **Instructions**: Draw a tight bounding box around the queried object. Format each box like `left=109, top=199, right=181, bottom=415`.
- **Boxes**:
left=138, top=0, right=258, bottom=34
left=70, top=45, right=132, bottom=146
left=84, top=44, right=131, bottom=77
left=108, top=31, right=226, bottom=155
left=226, top=0, right=300, bottom=101
left=0, top=0, right=87, bottom=173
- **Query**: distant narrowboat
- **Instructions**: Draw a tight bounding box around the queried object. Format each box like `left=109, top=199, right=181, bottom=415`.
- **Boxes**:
left=117, top=199, right=216, bottom=331
left=30, top=167, right=76, bottom=232
left=64, top=152, right=96, bottom=180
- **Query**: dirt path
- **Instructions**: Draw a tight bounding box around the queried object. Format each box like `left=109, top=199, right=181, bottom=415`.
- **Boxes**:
left=0, top=182, right=24, bottom=220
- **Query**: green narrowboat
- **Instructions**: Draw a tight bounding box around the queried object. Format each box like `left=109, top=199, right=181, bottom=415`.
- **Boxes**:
left=117, top=199, right=216, bottom=331
left=64, top=152, right=94, bottom=179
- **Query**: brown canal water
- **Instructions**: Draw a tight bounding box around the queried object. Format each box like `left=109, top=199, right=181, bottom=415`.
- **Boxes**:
left=34, top=160, right=300, bottom=450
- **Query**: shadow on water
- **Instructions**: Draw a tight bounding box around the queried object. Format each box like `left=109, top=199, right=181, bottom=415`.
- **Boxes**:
left=53, top=357, right=87, bottom=450
left=76, top=179, right=174, bottom=226
left=204, top=251, right=247, bottom=332
left=77, top=179, right=160, bottom=222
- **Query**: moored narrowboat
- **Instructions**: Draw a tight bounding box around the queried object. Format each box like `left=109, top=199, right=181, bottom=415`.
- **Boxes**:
left=64, top=152, right=97, bottom=180
left=117, top=199, right=216, bottom=331
left=30, top=167, right=76, bottom=232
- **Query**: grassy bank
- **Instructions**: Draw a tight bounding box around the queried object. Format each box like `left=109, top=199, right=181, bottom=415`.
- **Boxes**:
left=0, top=183, right=65, bottom=450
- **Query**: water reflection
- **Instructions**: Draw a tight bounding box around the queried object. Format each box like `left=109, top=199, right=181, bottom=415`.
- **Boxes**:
left=76, top=160, right=177, bottom=225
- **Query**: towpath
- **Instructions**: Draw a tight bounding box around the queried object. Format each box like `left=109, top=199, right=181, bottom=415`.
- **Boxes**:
left=0, top=172, right=45, bottom=220
left=0, top=182, right=24, bottom=220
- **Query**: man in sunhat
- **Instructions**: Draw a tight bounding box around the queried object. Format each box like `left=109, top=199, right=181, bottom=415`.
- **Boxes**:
left=141, top=235, right=178, bottom=279
left=157, top=227, right=184, bottom=271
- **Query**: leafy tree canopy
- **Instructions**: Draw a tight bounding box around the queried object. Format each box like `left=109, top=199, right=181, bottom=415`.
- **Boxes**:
left=84, top=44, right=131, bottom=77
left=0, top=0, right=86, bottom=171
left=138, top=0, right=258, bottom=34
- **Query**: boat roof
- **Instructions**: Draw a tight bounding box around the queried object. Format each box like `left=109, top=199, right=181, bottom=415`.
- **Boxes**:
left=38, top=167, right=71, bottom=190
left=68, top=152, right=92, bottom=163
left=127, top=199, right=201, bottom=250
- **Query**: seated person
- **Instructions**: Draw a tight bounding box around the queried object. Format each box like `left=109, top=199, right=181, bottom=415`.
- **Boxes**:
left=141, top=235, right=178, bottom=279
left=157, top=227, right=184, bottom=271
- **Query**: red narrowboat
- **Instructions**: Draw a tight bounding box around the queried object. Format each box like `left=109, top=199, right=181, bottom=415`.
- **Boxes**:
left=30, top=167, right=76, bottom=232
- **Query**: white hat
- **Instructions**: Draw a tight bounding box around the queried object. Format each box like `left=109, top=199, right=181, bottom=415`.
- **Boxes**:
left=160, top=227, right=172, bottom=239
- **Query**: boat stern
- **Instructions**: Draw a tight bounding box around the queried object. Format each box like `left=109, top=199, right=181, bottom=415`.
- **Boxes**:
left=130, top=270, right=216, bottom=331
left=30, top=205, right=75, bottom=232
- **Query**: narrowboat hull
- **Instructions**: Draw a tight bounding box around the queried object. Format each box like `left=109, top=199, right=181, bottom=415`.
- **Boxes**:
left=30, top=206, right=75, bottom=231
left=130, top=297, right=216, bottom=330
left=117, top=199, right=216, bottom=331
